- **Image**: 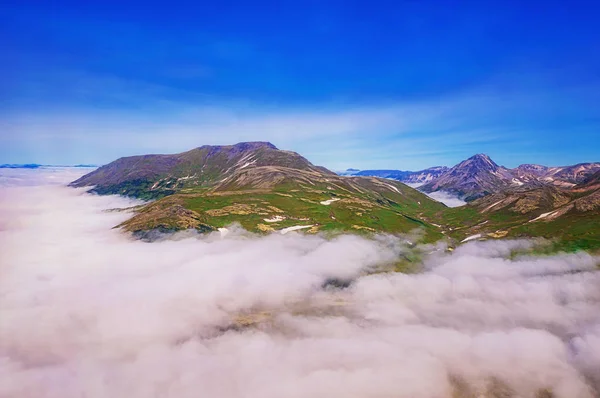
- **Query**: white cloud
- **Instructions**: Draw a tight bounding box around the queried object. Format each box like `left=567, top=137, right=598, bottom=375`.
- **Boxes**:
left=403, top=184, right=467, bottom=207
left=0, top=89, right=551, bottom=169
left=1, top=169, right=599, bottom=397
left=424, top=190, right=467, bottom=207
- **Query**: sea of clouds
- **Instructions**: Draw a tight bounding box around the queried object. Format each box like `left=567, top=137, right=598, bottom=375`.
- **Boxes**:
left=1, top=168, right=599, bottom=398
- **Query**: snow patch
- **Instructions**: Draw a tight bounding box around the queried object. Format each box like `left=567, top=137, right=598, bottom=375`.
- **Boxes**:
left=381, top=183, right=401, bottom=194
left=461, top=234, right=482, bottom=243
left=482, top=200, right=504, bottom=212
left=320, top=198, right=340, bottom=205
left=529, top=211, right=558, bottom=223
left=280, top=225, right=314, bottom=234
left=150, top=180, right=161, bottom=190
left=264, top=216, right=285, bottom=223
left=239, top=160, right=256, bottom=169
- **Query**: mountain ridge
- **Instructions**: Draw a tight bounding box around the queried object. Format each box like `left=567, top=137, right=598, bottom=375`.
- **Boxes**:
left=70, top=141, right=334, bottom=199
left=343, top=154, right=600, bottom=202
left=72, top=142, right=447, bottom=239
left=69, top=144, right=600, bottom=250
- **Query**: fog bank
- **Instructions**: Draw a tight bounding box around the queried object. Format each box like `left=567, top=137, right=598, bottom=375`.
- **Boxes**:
left=403, top=183, right=466, bottom=207
left=0, top=169, right=599, bottom=398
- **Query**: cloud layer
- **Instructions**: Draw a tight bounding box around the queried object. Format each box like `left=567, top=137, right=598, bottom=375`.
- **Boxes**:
left=404, top=183, right=467, bottom=207
left=425, top=190, right=467, bottom=207
left=1, top=169, right=599, bottom=397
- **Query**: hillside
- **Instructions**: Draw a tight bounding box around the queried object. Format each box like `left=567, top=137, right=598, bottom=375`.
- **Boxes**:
left=71, top=144, right=600, bottom=250
left=420, top=154, right=514, bottom=201
left=70, top=142, right=331, bottom=199
left=438, top=176, right=600, bottom=250
left=72, top=142, right=447, bottom=239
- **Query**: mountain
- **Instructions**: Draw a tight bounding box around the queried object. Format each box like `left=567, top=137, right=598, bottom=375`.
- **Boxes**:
left=440, top=174, right=600, bottom=251
left=579, top=170, right=600, bottom=188
left=339, top=166, right=449, bottom=184
left=71, top=142, right=332, bottom=199
left=419, top=154, right=515, bottom=201
left=397, top=166, right=450, bottom=184
left=72, top=142, right=447, bottom=239
left=337, top=168, right=360, bottom=176
left=420, top=154, right=600, bottom=201
left=513, top=163, right=600, bottom=187
left=70, top=144, right=600, bottom=250
left=0, top=164, right=42, bottom=169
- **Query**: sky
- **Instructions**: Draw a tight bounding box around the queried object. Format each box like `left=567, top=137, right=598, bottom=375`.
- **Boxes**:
left=1, top=0, right=599, bottom=170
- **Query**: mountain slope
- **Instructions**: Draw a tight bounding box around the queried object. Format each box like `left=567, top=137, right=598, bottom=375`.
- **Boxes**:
left=419, top=154, right=515, bottom=201
left=438, top=176, right=600, bottom=250
left=120, top=175, right=447, bottom=240
left=73, top=142, right=447, bottom=239
left=71, top=145, right=600, bottom=249
left=70, top=142, right=331, bottom=199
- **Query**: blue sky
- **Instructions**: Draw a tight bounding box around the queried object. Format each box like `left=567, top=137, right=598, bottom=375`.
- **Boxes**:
left=1, top=0, right=599, bottom=170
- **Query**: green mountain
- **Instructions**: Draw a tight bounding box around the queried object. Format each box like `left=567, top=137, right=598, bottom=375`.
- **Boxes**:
left=438, top=173, right=600, bottom=251
left=70, top=142, right=332, bottom=199
left=72, top=142, right=447, bottom=240
left=71, top=142, right=600, bottom=251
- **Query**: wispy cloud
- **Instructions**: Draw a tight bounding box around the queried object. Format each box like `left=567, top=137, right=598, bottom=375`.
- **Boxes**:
left=2, top=71, right=599, bottom=168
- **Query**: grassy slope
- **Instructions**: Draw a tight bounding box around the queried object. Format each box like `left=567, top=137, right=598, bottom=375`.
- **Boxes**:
left=117, top=176, right=600, bottom=251
left=437, top=205, right=600, bottom=252
left=121, top=178, right=447, bottom=242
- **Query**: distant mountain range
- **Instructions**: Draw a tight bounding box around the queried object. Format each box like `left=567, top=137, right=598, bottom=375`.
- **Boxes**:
left=346, top=166, right=450, bottom=184
left=70, top=142, right=600, bottom=250
left=340, top=154, right=600, bottom=201
left=0, top=164, right=42, bottom=169
left=0, top=164, right=97, bottom=169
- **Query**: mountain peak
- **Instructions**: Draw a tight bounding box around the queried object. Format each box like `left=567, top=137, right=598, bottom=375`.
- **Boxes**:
left=233, top=141, right=278, bottom=150
left=197, top=141, right=278, bottom=152
left=469, top=153, right=493, bottom=162
left=461, top=153, right=499, bottom=171
left=420, top=153, right=509, bottom=201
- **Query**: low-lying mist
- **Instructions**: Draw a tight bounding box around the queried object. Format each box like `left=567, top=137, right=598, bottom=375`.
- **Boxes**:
left=403, top=183, right=466, bottom=207
left=0, top=169, right=599, bottom=398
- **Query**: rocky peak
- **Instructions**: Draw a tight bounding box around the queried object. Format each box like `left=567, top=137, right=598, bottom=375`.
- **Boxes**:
left=460, top=154, right=499, bottom=172
left=232, top=141, right=278, bottom=151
